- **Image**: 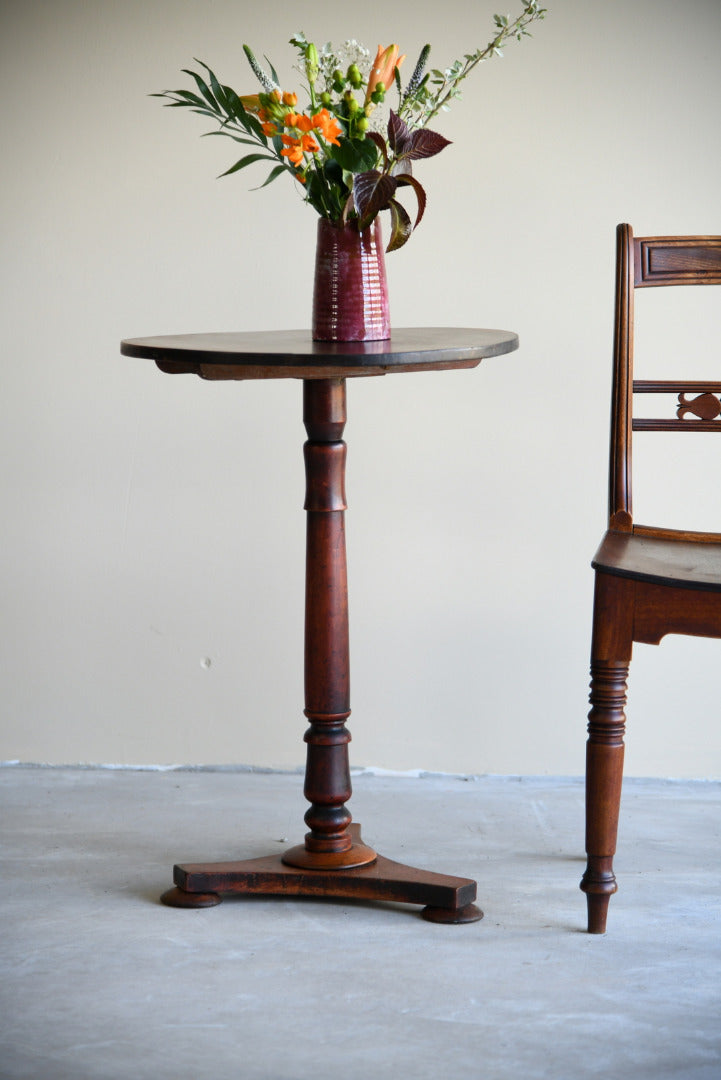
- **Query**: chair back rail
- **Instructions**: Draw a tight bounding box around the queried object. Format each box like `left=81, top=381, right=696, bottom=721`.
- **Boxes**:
left=634, top=237, right=721, bottom=286
left=608, top=224, right=721, bottom=529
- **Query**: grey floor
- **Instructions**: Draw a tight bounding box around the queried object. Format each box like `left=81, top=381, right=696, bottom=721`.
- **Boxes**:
left=1, top=766, right=719, bottom=1080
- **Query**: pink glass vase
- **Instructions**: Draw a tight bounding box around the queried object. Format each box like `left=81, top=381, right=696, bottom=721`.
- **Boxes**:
left=312, top=217, right=391, bottom=342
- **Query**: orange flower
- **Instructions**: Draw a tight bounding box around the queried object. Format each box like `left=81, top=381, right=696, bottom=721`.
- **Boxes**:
left=282, top=91, right=298, bottom=107
left=311, top=108, right=343, bottom=146
left=261, top=121, right=277, bottom=136
left=365, top=44, right=405, bottom=103
left=280, top=135, right=304, bottom=166
left=280, top=131, right=319, bottom=166
left=284, top=112, right=313, bottom=132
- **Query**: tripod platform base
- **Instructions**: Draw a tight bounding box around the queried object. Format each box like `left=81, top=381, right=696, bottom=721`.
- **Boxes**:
left=160, top=824, right=482, bottom=923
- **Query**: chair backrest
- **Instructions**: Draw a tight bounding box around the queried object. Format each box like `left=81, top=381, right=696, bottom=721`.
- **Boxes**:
left=608, top=223, right=721, bottom=538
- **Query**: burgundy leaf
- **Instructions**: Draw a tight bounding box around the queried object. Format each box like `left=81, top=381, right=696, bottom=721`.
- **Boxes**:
left=386, top=197, right=413, bottom=252
left=366, top=130, right=389, bottom=170
left=406, top=127, right=452, bottom=160
left=353, top=170, right=398, bottom=225
left=390, top=158, right=413, bottom=178
left=387, top=110, right=413, bottom=156
left=396, top=173, right=427, bottom=229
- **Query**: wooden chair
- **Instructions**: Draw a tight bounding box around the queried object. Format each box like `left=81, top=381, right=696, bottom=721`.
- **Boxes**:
left=581, top=223, right=721, bottom=933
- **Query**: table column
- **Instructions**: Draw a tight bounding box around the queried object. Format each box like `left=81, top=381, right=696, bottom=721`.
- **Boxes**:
left=282, top=378, right=376, bottom=870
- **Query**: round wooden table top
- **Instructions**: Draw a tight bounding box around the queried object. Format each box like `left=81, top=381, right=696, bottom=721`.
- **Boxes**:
left=120, top=327, right=519, bottom=380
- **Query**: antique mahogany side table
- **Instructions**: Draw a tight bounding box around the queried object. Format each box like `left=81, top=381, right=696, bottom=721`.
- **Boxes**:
left=120, top=328, right=518, bottom=922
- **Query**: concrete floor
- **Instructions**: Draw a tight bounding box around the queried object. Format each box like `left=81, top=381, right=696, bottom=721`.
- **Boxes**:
left=1, top=766, right=719, bottom=1080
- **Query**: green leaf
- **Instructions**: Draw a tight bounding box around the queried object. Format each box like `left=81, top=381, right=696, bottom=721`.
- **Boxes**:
left=201, top=131, right=261, bottom=147
left=220, top=84, right=243, bottom=118
left=196, top=61, right=229, bottom=114
left=265, top=55, right=281, bottom=87
left=234, top=98, right=267, bottom=141
left=182, top=68, right=218, bottom=112
left=323, top=158, right=344, bottom=185
left=157, top=88, right=205, bottom=107
left=386, top=198, right=413, bottom=252
left=218, top=152, right=277, bottom=178
left=163, top=100, right=207, bottom=109
left=252, top=164, right=289, bottom=190
left=329, top=136, right=379, bottom=174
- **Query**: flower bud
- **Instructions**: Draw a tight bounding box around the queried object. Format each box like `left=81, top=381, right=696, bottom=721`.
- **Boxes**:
left=347, top=63, right=362, bottom=89
left=305, top=42, right=319, bottom=84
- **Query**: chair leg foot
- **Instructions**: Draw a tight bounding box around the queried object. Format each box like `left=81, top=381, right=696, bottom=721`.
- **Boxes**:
left=580, top=861, right=617, bottom=933
left=584, top=651, right=627, bottom=935
left=585, top=891, right=611, bottom=934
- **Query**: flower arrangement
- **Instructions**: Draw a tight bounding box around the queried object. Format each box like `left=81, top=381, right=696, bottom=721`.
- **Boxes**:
left=154, top=3, right=546, bottom=251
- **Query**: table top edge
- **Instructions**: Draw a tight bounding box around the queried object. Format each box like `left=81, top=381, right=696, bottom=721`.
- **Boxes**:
left=120, top=327, right=519, bottom=371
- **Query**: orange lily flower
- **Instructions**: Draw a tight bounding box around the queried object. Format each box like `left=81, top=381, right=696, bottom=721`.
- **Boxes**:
left=365, top=44, right=405, bottom=103
left=239, top=94, right=262, bottom=114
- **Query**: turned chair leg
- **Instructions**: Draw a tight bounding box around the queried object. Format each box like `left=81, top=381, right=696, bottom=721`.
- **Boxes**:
left=580, top=657, right=628, bottom=933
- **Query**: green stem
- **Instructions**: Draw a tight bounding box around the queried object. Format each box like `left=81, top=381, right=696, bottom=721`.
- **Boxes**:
left=417, top=3, right=545, bottom=127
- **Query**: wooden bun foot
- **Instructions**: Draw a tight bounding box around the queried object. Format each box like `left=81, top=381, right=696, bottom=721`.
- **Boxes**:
left=160, top=886, right=222, bottom=908
left=421, top=902, right=484, bottom=924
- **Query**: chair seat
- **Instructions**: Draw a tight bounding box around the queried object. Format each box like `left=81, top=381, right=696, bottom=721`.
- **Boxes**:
left=593, top=530, right=721, bottom=591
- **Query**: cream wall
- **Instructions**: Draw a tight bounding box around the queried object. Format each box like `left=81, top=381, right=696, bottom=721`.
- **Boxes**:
left=2, top=0, right=720, bottom=776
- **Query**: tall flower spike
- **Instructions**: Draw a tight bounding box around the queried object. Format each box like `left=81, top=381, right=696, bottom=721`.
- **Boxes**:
left=402, top=44, right=431, bottom=104
left=243, top=44, right=280, bottom=93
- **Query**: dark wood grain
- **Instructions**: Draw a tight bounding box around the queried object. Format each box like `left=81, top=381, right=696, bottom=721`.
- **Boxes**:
left=593, top=530, right=721, bottom=590
left=120, top=327, right=518, bottom=380
left=161, top=825, right=482, bottom=921
left=133, top=331, right=505, bottom=922
left=635, top=237, right=721, bottom=286
left=582, top=224, right=721, bottom=933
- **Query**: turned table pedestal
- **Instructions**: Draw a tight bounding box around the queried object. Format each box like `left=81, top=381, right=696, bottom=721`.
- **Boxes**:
left=120, top=328, right=518, bottom=922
